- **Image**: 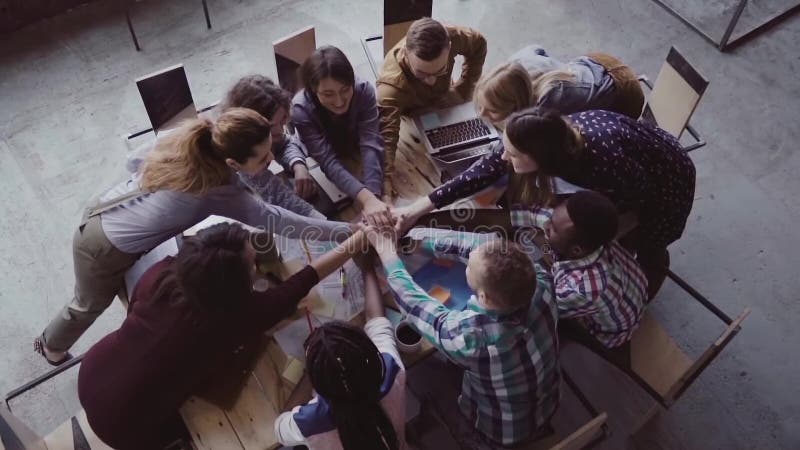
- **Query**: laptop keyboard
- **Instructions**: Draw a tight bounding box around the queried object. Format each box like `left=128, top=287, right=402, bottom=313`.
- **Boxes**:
left=425, top=118, right=492, bottom=149
left=435, top=142, right=494, bottom=163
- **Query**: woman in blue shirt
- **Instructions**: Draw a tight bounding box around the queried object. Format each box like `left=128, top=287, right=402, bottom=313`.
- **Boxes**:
left=291, top=45, right=392, bottom=227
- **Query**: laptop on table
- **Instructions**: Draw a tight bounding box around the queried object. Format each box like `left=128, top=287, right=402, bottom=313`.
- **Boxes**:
left=413, top=102, right=500, bottom=167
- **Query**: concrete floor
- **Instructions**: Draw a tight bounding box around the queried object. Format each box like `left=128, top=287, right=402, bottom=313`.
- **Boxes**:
left=1, top=0, right=799, bottom=448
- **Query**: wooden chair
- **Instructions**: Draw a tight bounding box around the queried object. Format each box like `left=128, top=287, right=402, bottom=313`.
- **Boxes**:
left=2, top=406, right=189, bottom=450
left=1, top=405, right=47, bottom=450
left=524, top=371, right=609, bottom=450
left=362, top=0, right=434, bottom=80
left=383, top=0, right=434, bottom=55
left=272, top=26, right=316, bottom=95
left=135, top=64, right=197, bottom=136
left=40, top=409, right=115, bottom=450
left=639, top=46, right=709, bottom=152
left=1, top=405, right=115, bottom=450
left=625, top=307, right=750, bottom=409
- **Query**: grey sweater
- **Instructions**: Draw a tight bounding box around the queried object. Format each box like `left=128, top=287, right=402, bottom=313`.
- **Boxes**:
left=103, top=148, right=349, bottom=254
left=291, top=78, right=384, bottom=199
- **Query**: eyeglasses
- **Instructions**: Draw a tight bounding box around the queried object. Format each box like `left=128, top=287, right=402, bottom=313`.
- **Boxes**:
left=406, top=53, right=449, bottom=80
left=411, top=63, right=448, bottom=79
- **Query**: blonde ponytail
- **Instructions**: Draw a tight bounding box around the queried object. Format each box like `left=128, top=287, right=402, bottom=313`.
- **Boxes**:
left=141, top=108, right=271, bottom=195
left=475, top=62, right=534, bottom=124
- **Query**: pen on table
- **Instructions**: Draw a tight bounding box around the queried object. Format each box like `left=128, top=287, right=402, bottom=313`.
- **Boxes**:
left=301, top=239, right=314, bottom=330
left=339, top=266, right=347, bottom=298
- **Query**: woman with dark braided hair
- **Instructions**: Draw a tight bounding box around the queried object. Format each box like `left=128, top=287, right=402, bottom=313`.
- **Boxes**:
left=275, top=267, right=406, bottom=450
left=77, top=223, right=370, bottom=449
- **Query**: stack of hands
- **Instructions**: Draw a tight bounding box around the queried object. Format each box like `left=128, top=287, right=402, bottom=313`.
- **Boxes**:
left=359, top=196, right=436, bottom=237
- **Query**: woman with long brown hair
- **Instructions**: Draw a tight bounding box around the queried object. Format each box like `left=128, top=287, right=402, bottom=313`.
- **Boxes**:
left=291, top=45, right=392, bottom=227
left=35, top=108, right=355, bottom=365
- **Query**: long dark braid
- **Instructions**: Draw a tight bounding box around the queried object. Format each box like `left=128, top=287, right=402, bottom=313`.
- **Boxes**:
left=304, top=322, right=399, bottom=450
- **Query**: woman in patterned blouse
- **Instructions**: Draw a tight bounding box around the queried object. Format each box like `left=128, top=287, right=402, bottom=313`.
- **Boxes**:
left=395, top=107, right=695, bottom=297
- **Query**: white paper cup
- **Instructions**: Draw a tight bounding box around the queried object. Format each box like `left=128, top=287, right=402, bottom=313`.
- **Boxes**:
left=395, top=320, right=422, bottom=354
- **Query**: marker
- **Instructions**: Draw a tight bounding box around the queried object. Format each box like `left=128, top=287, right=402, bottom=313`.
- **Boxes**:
left=301, top=238, right=314, bottom=331
left=339, top=266, right=347, bottom=298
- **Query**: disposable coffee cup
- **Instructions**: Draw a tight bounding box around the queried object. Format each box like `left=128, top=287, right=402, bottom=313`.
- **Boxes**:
left=252, top=231, right=282, bottom=275
left=395, top=320, right=422, bottom=354
left=252, top=278, right=269, bottom=292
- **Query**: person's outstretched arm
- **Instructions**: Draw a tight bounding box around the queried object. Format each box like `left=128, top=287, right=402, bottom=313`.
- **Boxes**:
left=393, top=144, right=507, bottom=233
left=450, top=26, right=487, bottom=100
left=244, top=230, right=369, bottom=330
left=367, top=228, right=481, bottom=361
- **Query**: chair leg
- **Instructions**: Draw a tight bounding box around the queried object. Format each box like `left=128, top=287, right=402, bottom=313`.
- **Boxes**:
left=202, top=0, right=211, bottom=28
left=125, top=9, right=141, bottom=51
left=666, top=270, right=733, bottom=324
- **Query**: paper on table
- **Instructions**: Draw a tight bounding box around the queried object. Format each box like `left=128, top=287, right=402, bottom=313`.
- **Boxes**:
left=281, top=358, right=305, bottom=385
left=307, top=157, right=347, bottom=202
left=272, top=318, right=312, bottom=362
left=310, top=297, right=336, bottom=318
left=124, top=237, right=179, bottom=300
left=315, top=260, right=365, bottom=321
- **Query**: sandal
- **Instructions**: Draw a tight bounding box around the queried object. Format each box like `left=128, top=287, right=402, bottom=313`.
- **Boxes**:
left=33, top=336, right=73, bottom=366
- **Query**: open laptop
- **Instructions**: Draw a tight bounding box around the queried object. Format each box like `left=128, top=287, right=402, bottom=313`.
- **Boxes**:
left=413, top=102, right=500, bottom=165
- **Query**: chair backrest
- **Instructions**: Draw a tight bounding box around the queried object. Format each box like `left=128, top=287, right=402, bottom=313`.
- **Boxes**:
left=1, top=406, right=47, bottom=450
left=43, top=409, right=116, bottom=449
left=135, top=64, right=196, bottom=134
left=550, top=413, right=608, bottom=450
left=383, top=0, right=433, bottom=55
left=643, top=46, right=708, bottom=138
left=628, top=307, right=749, bottom=407
left=272, top=26, right=316, bottom=95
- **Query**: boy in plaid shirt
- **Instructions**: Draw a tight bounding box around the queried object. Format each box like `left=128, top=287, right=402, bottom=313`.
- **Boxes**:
left=511, top=190, right=648, bottom=350
left=367, top=228, right=559, bottom=447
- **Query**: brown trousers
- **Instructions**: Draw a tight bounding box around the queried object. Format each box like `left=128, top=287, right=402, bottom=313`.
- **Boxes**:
left=41, top=215, right=140, bottom=351
left=587, top=52, right=646, bottom=119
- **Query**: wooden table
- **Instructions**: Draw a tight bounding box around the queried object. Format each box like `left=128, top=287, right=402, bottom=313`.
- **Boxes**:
left=180, top=120, right=441, bottom=450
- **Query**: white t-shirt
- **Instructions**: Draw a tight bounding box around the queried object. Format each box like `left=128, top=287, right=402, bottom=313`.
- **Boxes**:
left=274, top=317, right=408, bottom=450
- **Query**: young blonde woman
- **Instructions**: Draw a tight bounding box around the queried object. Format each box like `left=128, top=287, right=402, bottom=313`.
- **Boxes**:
left=475, top=44, right=645, bottom=126
left=468, top=44, right=646, bottom=206
left=35, top=108, right=355, bottom=365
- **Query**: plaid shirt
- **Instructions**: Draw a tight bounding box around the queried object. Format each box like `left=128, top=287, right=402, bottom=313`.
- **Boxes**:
left=511, top=207, right=648, bottom=348
left=383, top=232, right=560, bottom=446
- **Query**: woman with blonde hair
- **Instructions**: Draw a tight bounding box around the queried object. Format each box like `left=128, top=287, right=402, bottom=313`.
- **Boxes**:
left=475, top=44, right=644, bottom=127
left=35, top=107, right=354, bottom=365
left=471, top=45, right=645, bottom=205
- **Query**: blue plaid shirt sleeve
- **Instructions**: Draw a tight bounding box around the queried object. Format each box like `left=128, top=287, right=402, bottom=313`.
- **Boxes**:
left=382, top=255, right=482, bottom=361
left=418, top=232, right=499, bottom=264
left=553, top=270, right=602, bottom=318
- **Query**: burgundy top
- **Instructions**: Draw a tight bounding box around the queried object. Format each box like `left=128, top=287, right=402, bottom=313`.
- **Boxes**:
left=78, top=257, right=319, bottom=449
